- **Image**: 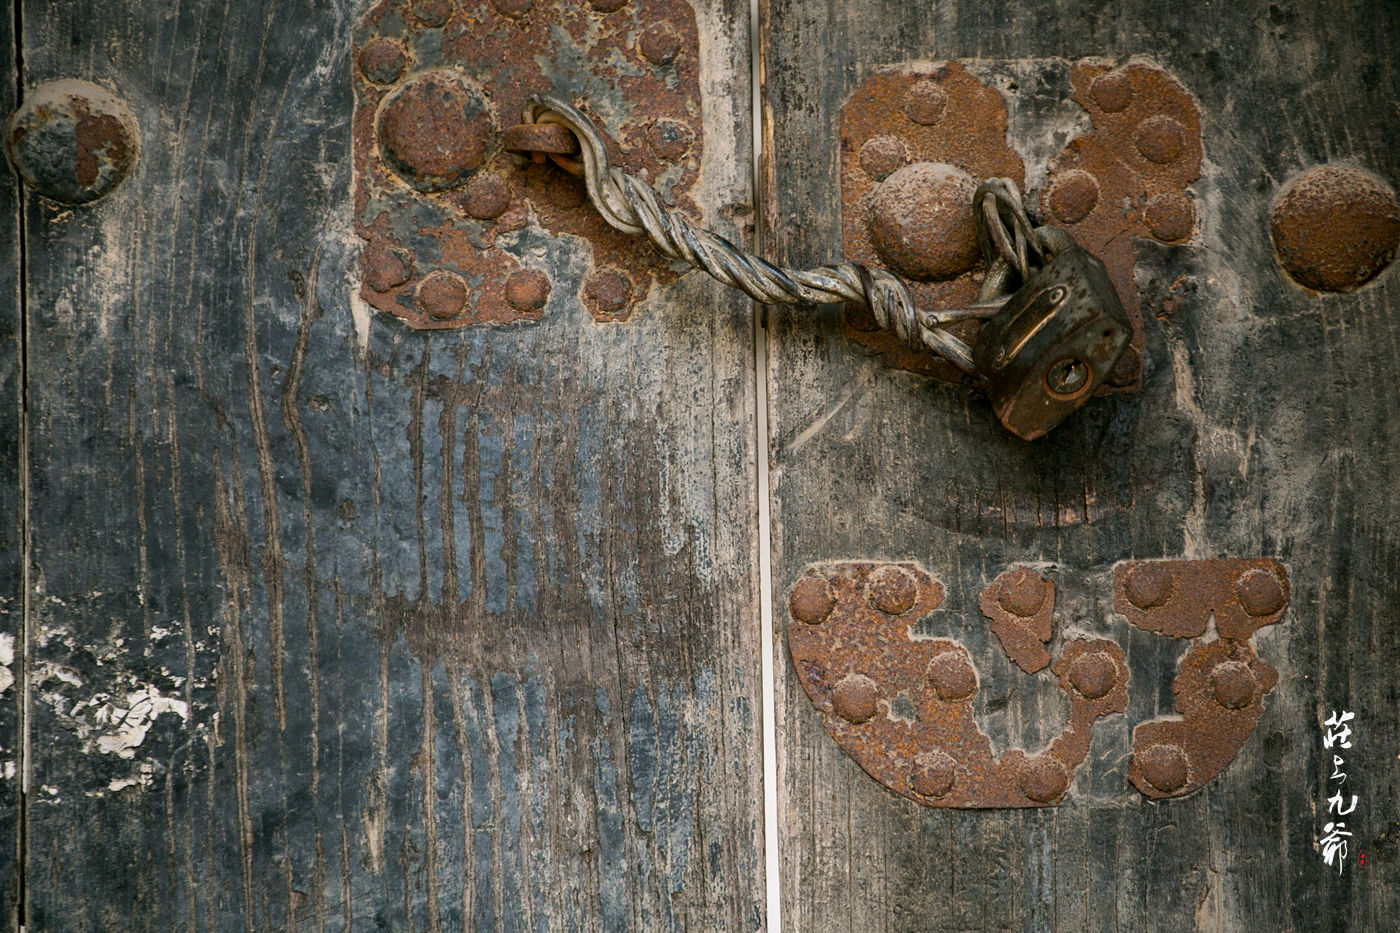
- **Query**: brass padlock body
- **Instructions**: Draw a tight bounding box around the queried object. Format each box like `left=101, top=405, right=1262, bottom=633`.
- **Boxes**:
left=973, top=245, right=1131, bottom=440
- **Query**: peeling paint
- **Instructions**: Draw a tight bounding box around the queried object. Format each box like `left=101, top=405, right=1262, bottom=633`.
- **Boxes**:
left=0, top=632, right=14, bottom=695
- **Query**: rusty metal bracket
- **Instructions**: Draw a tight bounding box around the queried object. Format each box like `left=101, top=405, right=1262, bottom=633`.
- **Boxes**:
left=787, top=557, right=1288, bottom=807
left=788, top=562, right=1128, bottom=807
left=351, top=0, right=704, bottom=328
left=1114, top=558, right=1288, bottom=798
left=840, top=60, right=1204, bottom=391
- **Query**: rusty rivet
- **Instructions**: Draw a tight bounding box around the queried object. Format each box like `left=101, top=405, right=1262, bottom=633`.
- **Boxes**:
left=1210, top=661, right=1258, bottom=710
left=789, top=574, right=836, bottom=625
left=910, top=749, right=956, bottom=798
left=901, top=79, right=947, bottom=125
left=868, top=162, right=980, bottom=281
left=377, top=70, right=493, bottom=193
left=996, top=567, right=1047, bottom=618
left=505, top=270, right=550, bottom=313
left=927, top=652, right=977, bottom=701
left=865, top=565, right=918, bottom=616
left=1068, top=652, right=1117, bottom=700
left=1236, top=568, right=1286, bottom=617
left=490, top=0, right=533, bottom=17
left=1019, top=756, right=1070, bottom=803
left=1144, top=191, right=1195, bottom=242
left=1045, top=169, right=1100, bottom=224
left=1270, top=164, right=1400, bottom=293
left=583, top=269, right=632, bottom=315
left=362, top=240, right=413, bottom=292
left=1138, top=743, right=1190, bottom=793
left=646, top=119, right=694, bottom=161
left=416, top=270, right=470, bottom=319
left=589, top=0, right=629, bottom=12
left=1090, top=69, right=1133, bottom=113
left=1125, top=562, right=1173, bottom=610
left=857, top=135, right=909, bottom=182
left=6, top=79, right=138, bottom=205
left=639, top=22, right=682, bottom=65
left=832, top=675, right=879, bottom=724
left=464, top=172, right=511, bottom=220
left=359, top=38, right=408, bottom=85
left=1134, top=116, right=1186, bottom=164
left=411, top=0, right=453, bottom=27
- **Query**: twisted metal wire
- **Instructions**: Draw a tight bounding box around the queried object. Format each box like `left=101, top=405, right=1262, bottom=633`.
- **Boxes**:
left=523, top=94, right=1040, bottom=374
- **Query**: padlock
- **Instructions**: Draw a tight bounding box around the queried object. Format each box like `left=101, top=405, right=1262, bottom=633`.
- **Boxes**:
left=972, top=241, right=1132, bottom=441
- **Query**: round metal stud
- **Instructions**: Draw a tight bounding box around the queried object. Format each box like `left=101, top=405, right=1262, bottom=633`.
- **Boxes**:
left=865, top=565, right=918, bottom=616
left=1125, top=563, right=1173, bottom=610
left=1138, top=743, right=1190, bottom=793
left=832, top=675, right=879, bottom=724
left=1019, top=756, right=1070, bottom=803
left=1210, top=661, right=1258, bottom=710
left=1270, top=164, right=1400, bottom=292
left=1068, top=652, right=1117, bottom=700
left=1236, top=568, right=1286, bottom=617
left=789, top=575, right=837, bottom=625
left=867, top=162, right=980, bottom=281
left=7, top=79, right=139, bottom=204
left=927, top=651, right=977, bottom=702
left=996, top=568, right=1047, bottom=618
left=910, top=749, right=957, bottom=798
left=377, top=70, right=494, bottom=193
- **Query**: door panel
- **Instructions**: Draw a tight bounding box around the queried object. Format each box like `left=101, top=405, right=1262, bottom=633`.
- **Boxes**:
left=762, top=1, right=1397, bottom=930
left=19, top=0, right=760, bottom=928
left=0, top=4, right=19, bottom=928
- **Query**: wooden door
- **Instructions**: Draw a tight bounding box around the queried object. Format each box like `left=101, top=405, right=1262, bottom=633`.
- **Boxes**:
left=762, top=1, right=1398, bottom=931
left=6, top=0, right=1398, bottom=930
left=10, top=0, right=762, bottom=929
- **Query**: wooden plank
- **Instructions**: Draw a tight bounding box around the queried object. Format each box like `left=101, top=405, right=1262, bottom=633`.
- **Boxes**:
left=762, top=1, right=1400, bottom=929
left=21, top=0, right=763, bottom=928
left=0, top=0, right=21, bottom=927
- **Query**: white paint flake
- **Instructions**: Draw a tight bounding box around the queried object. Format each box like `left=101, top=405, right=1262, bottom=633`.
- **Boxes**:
left=82, top=686, right=190, bottom=759
left=0, top=632, right=14, bottom=695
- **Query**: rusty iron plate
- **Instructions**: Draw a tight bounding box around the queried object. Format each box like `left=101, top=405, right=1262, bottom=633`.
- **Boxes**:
left=789, top=558, right=1288, bottom=807
left=787, top=561, right=1127, bottom=808
left=839, top=59, right=1203, bottom=389
left=352, top=0, right=704, bottom=328
left=1112, top=558, right=1290, bottom=799
left=1113, top=557, right=1289, bottom=641
left=979, top=565, right=1055, bottom=673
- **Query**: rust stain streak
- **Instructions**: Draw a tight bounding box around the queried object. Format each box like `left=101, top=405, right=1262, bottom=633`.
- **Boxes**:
left=436, top=353, right=468, bottom=606
left=447, top=674, right=476, bottom=931
left=241, top=209, right=288, bottom=736
left=164, top=374, right=200, bottom=932
left=497, top=396, right=519, bottom=612
left=408, top=345, right=431, bottom=601
left=210, top=449, right=257, bottom=932
left=420, top=667, right=444, bottom=933
left=128, top=385, right=151, bottom=641
left=282, top=237, right=328, bottom=930
left=460, top=347, right=492, bottom=618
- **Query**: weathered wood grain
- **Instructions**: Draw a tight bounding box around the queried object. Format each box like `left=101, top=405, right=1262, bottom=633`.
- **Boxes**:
left=20, top=0, right=763, bottom=929
left=0, top=2, right=21, bottom=928
left=761, top=1, right=1399, bottom=930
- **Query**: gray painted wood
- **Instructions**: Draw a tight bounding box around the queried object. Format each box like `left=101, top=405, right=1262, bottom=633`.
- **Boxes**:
left=19, top=0, right=762, bottom=929
left=761, top=1, right=1398, bottom=930
left=0, top=0, right=21, bottom=927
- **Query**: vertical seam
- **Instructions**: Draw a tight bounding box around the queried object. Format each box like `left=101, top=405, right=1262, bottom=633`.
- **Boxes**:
left=749, top=0, right=781, bottom=930
left=11, top=1, right=28, bottom=927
